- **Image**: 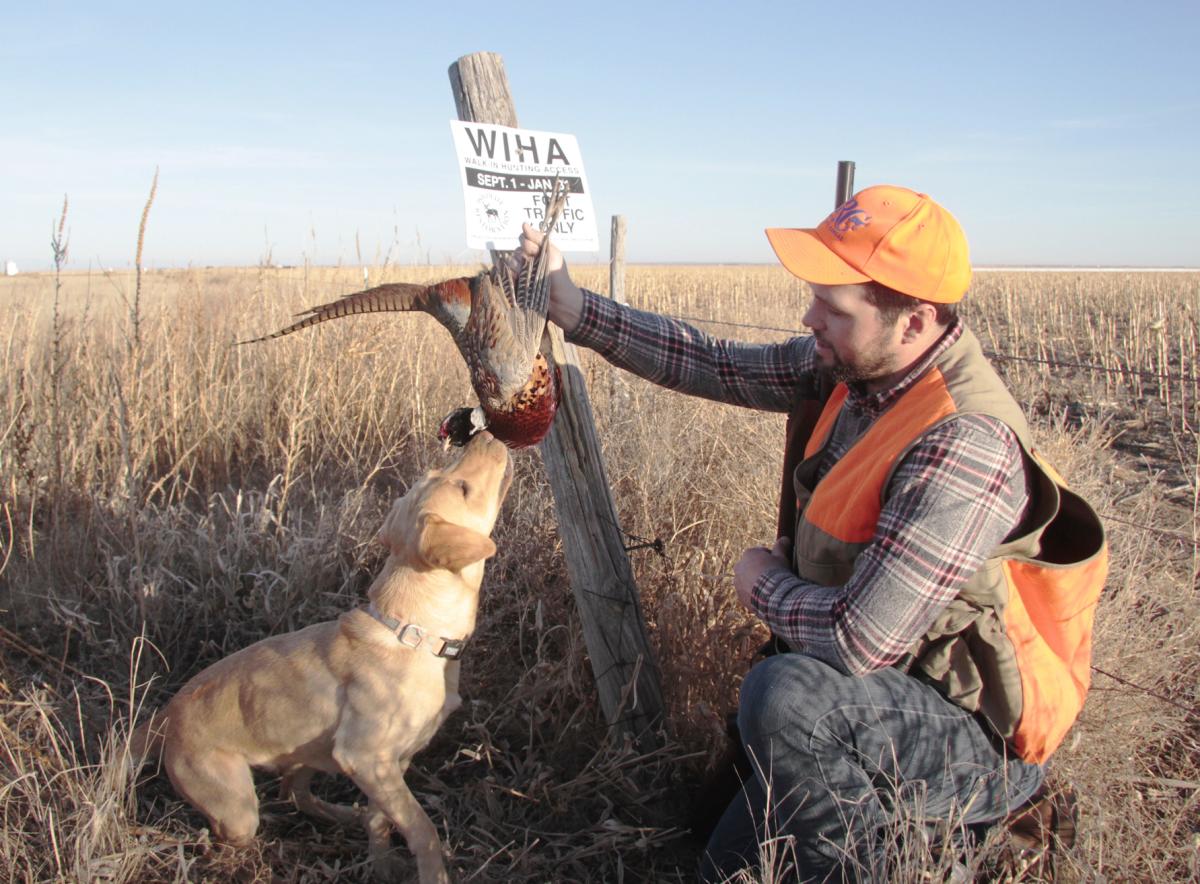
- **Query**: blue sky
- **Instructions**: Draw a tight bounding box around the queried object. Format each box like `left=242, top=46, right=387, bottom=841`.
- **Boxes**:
left=4, top=1, right=1198, bottom=270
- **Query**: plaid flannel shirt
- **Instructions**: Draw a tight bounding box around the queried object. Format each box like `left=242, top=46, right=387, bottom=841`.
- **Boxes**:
left=567, top=290, right=1031, bottom=676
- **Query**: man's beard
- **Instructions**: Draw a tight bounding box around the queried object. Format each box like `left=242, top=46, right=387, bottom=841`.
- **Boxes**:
left=822, top=331, right=898, bottom=385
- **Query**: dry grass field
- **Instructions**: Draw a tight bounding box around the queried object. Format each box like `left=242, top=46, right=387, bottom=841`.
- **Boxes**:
left=1, top=259, right=1198, bottom=882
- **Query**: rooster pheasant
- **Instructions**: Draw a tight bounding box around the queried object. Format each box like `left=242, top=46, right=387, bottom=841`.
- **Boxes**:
left=242, top=183, right=570, bottom=449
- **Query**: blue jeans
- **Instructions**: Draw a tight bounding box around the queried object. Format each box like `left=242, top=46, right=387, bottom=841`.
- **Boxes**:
left=699, top=654, right=1044, bottom=882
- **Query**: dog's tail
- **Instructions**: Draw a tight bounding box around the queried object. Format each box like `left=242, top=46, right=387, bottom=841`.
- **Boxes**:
left=127, top=711, right=167, bottom=773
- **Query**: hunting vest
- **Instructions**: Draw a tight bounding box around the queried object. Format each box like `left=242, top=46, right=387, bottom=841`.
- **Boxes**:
left=779, top=327, right=1107, bottom=764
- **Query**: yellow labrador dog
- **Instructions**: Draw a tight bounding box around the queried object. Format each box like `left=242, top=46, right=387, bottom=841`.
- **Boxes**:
left=131, top=431, right=512, bottom=883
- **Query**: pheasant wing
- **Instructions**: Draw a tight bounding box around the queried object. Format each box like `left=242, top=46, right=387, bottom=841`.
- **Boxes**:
left=464, top=273, right=530, bottom=404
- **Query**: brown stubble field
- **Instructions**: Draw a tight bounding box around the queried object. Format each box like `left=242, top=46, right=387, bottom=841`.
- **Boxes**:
left=1, top=262, right=1197, bottom=881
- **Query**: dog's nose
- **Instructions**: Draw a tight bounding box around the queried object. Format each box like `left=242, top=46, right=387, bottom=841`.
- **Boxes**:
left=462, top=430, right=508, bottom=462
left=464, top=430, right=496, bottom=450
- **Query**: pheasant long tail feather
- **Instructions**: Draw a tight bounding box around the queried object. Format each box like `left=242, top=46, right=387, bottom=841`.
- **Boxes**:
left=238, top=279, right=473, bottom=345
left=519, top=177, right=571, bottom=318
left=491, top=177, right=571, bottom=352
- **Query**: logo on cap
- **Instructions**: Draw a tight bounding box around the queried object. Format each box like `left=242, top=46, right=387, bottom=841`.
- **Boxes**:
left=827, top=198, right=871, bottom=241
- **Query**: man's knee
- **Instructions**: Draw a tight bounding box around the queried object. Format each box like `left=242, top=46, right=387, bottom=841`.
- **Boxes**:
left=737, top=653, right=836, bottom=749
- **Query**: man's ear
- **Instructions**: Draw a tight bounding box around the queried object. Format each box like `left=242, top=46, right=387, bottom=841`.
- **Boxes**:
left=901, top=302, right=938, bottom=342
left=417, top=513, right=497, bottom=571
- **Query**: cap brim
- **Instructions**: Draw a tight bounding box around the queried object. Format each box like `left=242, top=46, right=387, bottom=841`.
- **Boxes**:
left=765, top=228, right=871, bottom=285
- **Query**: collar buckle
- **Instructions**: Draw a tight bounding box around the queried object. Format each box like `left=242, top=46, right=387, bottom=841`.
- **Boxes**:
left=395, top=623, right=426, bottom=650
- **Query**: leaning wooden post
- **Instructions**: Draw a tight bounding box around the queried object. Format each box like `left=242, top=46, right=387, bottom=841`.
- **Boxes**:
left=449, top=52, right=664, bottom=745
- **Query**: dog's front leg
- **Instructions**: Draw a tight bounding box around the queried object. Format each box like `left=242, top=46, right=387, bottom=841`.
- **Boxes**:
left=338, top=753, right=448, bottom=884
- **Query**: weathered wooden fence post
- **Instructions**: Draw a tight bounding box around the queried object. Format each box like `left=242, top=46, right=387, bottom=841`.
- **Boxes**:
left=449, top=52, right=664, bottom=746
left=836, top=160, right=855, bottom=207
left=608, top=215, right=629, bottom=407
left=610, top=215, right=627, bottom=307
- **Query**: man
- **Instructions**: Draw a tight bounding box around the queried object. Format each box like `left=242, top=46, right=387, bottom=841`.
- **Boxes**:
left=518, top=185, right=1105, bottom=881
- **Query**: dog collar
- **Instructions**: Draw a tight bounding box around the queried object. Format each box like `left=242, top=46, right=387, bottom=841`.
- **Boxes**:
left=364, top=604, right=470, bottom=660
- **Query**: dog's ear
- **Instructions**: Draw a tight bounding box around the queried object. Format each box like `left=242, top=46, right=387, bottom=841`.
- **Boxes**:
left=418, top=513, right=497, bottom=571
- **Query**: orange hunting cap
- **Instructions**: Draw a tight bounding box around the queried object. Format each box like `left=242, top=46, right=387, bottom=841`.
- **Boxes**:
left=765, top=185, right=972, bottom=304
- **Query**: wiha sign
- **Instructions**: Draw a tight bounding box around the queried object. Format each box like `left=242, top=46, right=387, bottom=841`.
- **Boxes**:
left=449, top=121, right=598, bottom=251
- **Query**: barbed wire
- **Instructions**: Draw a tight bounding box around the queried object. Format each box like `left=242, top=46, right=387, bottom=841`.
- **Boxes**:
left=612, top=527, right=1198, bottom=719
left=1090, top=665, right=1199, bottom=718
left=983, top=351, right=1200, bottom=387
left=668, top=313, right=1200, bottom=387
left=605, top=312, right=1200, bottom=554
left=307, top=286, right=1200, bottom=386
left=668, top=313, right=807, bottom=336
left=1099, top=514, right=1197, bottom=545
left=662, top=311, right=1200, bottom=541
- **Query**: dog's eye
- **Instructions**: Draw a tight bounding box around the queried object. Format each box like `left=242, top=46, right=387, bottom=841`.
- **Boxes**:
left=456, top=480, right=470, bottom=497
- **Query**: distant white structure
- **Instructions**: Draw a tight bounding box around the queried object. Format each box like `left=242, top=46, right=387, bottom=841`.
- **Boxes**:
left=3, top=261, right=16, bottom=276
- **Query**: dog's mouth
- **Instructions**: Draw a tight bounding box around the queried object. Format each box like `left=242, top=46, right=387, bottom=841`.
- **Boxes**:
left=450, top=431, right=512, bottom=504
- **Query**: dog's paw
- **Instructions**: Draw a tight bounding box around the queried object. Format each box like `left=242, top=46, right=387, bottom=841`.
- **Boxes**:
left=368, top=848, right=411, bottom=882
left=370, top=851, right=453, bottom=884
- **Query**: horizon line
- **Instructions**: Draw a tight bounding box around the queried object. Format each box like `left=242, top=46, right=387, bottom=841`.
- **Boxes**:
left=4, top=262, right=1199, bottom=276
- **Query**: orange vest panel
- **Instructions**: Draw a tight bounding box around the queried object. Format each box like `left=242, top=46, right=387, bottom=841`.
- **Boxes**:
left=792, top=330, right=1107, bottom=763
